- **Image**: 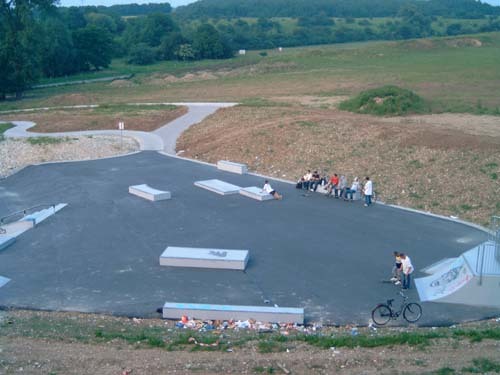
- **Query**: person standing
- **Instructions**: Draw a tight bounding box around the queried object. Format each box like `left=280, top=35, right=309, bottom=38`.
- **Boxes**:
left=400, top=253, right=414, bottom=289
left=390, top=251, right=402, bottom=285
left=262, top=180, right=282, bottom=200
left=363, top=176, right=373, bottom=206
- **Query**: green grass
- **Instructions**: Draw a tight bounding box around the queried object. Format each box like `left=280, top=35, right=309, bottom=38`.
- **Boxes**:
left=462, top=358, right=500, bottom=373
left=27, top=137, right=74, bottom=145
left=339, top=85, right=429, bottom=115
left=239, top=97, right=290, bottom=107
left=434, top=367, right=456, bottom=375
left=0, top=122, right=14, bottom=141
left=2, top=32, right=500, bottom=114
left=296, top=120, right=318, bottom=127
left=300, top=330, right=446, bottom=349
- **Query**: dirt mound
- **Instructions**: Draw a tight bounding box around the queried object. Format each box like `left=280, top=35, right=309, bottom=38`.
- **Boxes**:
left=108, top=79, right=134, bottom=87
left=446, top=38, right=482, bottom=48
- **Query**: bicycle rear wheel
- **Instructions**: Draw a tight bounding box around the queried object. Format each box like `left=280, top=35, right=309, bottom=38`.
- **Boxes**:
left=371, top=304, right=392, bottom=325
left=403, top=303, right=422, bottom=323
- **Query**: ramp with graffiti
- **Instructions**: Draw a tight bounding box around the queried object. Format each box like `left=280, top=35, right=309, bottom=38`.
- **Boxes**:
left=415, top=240, right=500, bottom=308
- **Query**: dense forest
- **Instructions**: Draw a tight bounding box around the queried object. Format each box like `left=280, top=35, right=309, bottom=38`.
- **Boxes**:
left=175, top=0, right=500, bottom=19
left=1, top=0, right=500, bottom=99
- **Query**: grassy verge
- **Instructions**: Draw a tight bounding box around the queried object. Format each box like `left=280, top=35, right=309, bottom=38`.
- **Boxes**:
left=0, top=122, right=14, bottom=141
left=27, top=137, right=74, bottom=145
left=2, top=310, right=500, bottom=353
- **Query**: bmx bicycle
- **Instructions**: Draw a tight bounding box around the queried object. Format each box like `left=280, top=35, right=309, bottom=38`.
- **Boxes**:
left=371, top=291, right=422, bottom=325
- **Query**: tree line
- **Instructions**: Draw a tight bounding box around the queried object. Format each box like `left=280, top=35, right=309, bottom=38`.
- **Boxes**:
left=174, top=0, right=500, bottom=20
left=0, top=0, right=232, bottom=99
left=1, top=0, right=500, bottom=100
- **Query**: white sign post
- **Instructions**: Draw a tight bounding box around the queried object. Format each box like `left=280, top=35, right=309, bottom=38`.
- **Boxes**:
left=118, top=121, right=124, bottom=150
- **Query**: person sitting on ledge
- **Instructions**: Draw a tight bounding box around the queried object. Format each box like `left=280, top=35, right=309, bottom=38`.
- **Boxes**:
left=326, top=173, right=339, bottom=197
left=262, top=180, right=282, bottom=200
left=344, top=177, right=360, bottom=201
left=310, top=170, right=321, bottom=192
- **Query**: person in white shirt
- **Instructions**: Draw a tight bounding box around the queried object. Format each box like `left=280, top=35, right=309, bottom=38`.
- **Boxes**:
left=363, top=176, right=373, bottom=207
left=344, top=177, right=360, bottom=201
left=262, top=180, right=282, bottom=200
left=400, top=253, right=414, bottom=290
left=303, top=170, right=312, bottom=190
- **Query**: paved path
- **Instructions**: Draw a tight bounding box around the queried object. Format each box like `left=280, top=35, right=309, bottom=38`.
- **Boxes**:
left=3, top=102, right=237, bottom=154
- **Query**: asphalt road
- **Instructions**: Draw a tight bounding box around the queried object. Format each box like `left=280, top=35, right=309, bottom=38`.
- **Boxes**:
left=0, top=152, right=497, bottom=325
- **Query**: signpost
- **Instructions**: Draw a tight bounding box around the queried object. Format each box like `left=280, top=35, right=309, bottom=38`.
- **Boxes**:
left=118, top=121, right=124, bottom=150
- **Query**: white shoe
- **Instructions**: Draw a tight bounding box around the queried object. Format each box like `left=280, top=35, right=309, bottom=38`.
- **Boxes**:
left=364, top=203, right=368, bottom=207
left=394, top=281, right=401, bottom=285
left=390, top=277, right=397, bottom=282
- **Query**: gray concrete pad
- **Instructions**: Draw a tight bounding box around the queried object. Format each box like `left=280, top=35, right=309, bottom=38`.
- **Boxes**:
left=0, top=151, right=497, bottom=325
left=160, top=246, right=249, bottom=270
left=239, top=187, right=274, bottom=201
left=194, top=179, right=241, bottom=195
left=217, top=160, right=248, bottom=174
left=129, top=184, right=171, bottom=201
left=163, top=302, right=304, bottom=323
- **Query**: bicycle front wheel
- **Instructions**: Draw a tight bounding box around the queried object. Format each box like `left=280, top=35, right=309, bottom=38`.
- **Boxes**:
left=372, top=304, right=392, bottom=325
left=403, top=303, right=422, bottom=323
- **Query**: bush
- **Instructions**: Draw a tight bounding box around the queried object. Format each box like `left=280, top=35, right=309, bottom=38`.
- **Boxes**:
left=339, top=85, right=429, bottom=116
left=128, top=43, right=157, bottom=65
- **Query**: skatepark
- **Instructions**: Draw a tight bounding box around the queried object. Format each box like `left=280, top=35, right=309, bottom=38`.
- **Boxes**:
left=0, top=104, right=498, bottom=325
left=1, top=148, right=499, bottom=326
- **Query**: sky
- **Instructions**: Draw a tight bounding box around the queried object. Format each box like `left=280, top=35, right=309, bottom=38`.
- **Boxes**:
left=58, top=0, right=500, bottom=8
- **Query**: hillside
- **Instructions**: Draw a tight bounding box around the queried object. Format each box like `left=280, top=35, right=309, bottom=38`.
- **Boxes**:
left=174, top=0, right=500, bottom=19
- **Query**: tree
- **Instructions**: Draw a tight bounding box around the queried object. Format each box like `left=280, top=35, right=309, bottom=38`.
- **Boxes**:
left=39, top=17, right=76, bottom=77
left=175, top=43, right=195, bottom=61
left=73, top=25, right=114, bottom=71
left=128, top=43, right=156, bottom=65
left=158, top=32, right=186, bottom=60
left=191, top=23, right=232, bottom=59
left=0, top=0, right=55, bottom=99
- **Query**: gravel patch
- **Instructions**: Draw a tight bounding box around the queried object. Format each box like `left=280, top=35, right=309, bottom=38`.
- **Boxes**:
left=0, top=136, right=139, bottom=178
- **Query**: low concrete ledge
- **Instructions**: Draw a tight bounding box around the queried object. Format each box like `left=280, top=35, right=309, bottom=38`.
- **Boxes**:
left=0, top=275, right=10, bottom=288
left=194, top=179, right=241, bottom=195
left=163, top=302, right=304, bottom=324
left=0, top=236, right=16, bottom=251
left=23, top=203, right=68, bottom=225
left=217, top=160, right=248, bottom=174
left=129, top=184, right=171, bottom=201
left=239, top=187, right=274, bottom=201
left=160, top=246, right=249, bottom=270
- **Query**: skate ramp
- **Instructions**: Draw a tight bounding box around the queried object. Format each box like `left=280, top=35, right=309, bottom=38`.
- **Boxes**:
left=415, top=241, right=500, bottom=308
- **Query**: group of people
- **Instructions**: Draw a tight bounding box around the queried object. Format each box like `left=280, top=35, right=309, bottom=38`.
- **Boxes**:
left=391, top=251, right=414, bottom=289
left=297, top=170, right=374, bottom=206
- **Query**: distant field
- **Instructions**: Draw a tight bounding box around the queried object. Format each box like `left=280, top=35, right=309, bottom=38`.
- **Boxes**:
left=1, top=32, right=499, bottom=114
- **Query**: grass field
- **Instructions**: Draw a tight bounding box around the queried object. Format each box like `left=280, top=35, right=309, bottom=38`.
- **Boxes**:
left=1, top=32, right=499, bottom=113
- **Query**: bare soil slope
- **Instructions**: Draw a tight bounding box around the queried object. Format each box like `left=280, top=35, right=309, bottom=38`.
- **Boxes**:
left=178, top=102, right=500, bottom=224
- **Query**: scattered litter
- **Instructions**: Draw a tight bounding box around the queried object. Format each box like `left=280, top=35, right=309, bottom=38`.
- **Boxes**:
left=132, top=318, right=142, bottom=324
left=188, top=337, right=219, bottom=347
left=277, top=363, right=290, bottom=374
left=351, top=327, right=358, bottom=336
